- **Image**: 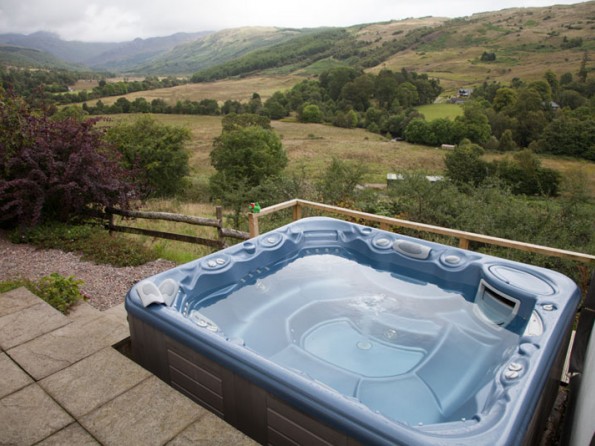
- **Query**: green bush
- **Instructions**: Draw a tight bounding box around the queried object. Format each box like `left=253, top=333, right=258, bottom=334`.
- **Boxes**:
left=10, top=221, right=158, bottom=267
left=0, top=274, right=84, bottom=314
left=29, top=273, right=85, bottom=314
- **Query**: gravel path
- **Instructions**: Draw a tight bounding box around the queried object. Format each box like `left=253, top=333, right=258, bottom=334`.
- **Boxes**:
left=0, top=235, right=176, bottom=310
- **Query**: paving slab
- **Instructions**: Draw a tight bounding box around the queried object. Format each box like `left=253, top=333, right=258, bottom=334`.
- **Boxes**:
left=0, top=383, right=73, bottom=445
left=0, top=352, right=33, bottom=399
left=80, top=375, right=205, bottom=446
left=66, top=300, right=103, bottom=323
left=102, top=302, right=128, bottom=328
left=0, top=287, right=43, bottom=317
left=167, top=412, right=258, bottom=446
left=40, top=347, right=151, bottom=417
left=0, top=301, right=69, bottom=350
left=36, top=422, right=100, bottom=445
left=7, top=314, right=129, bottom=380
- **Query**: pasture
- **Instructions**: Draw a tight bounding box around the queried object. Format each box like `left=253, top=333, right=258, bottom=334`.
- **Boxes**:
left=94, top=75, right=301, bottom=106
left=415, top=103, right=463, bottom=121
left=102, top=113, right=595, bottom=262
left=103, top=113, right=595, bottom=197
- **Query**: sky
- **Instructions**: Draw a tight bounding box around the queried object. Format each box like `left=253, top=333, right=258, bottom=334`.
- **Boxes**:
left=0, top=0, right=591, bottom=42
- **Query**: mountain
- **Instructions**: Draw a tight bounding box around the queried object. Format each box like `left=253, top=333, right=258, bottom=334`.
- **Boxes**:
left=183, top=2, right=594, bottom=88
left=84, top=32, right=211, bottom=71
left=0, top=32, right=118, bottom=64
left=0, top=44, right=83, bottom=70
left=1, top=0, right=592, bottom=85
left=0, top=31, right=210, bottom=72
left=132, top=27, right=311, bottom=75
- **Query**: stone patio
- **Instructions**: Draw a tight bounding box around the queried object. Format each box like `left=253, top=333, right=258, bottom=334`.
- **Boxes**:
left=0, top=287, right=258, bottom=445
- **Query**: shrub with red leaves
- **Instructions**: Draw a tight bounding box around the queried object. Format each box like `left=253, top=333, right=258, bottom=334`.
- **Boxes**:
left=0, top=90, right=136, bottom=228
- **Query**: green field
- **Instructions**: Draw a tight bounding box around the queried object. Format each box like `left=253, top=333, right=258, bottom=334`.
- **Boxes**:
left=415, top=103, right=463, bottom=121
left=103, top=113, right=595, bottom=197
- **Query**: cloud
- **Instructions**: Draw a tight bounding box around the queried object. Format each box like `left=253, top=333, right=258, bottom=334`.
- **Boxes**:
left=0, top=0, right=590, bottom=42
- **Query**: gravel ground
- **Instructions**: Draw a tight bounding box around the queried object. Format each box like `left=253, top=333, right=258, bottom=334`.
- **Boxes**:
left=0, top=234, right=176, bottom=311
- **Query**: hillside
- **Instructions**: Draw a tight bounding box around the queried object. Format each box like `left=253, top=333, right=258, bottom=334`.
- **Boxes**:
left=0, top=32, right=118, bottom=64
left=184, top=2, right=594, bottom=90
left=1, top=1, right=592, bottom=89
left=0, top=45, right=83, bottom=70
left=0, top=31, right=210, bottom=72
left=133, top=27, right=312, bottom=75
left=367, top=2, right=595, bottom=91
left=84, top=32, right=211, bottom=72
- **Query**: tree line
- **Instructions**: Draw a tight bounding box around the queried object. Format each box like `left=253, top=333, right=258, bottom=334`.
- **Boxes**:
left=0, top=68, right=188, bottom=107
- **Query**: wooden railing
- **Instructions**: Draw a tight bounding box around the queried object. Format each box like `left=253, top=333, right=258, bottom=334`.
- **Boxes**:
left=248, top=199, right=595, bottom=266
left=101, top=206, right=250, bottom=249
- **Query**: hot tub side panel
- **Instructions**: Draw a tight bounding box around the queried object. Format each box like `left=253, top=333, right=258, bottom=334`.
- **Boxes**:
left=129, top=314, right=365, bottom=446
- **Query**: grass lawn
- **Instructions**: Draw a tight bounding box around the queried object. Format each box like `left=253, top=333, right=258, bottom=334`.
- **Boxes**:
left=415, top=103, right=463, bottom=121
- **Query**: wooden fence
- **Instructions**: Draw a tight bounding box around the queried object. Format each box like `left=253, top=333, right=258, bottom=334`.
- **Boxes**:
left=248, top=199, right=595, bottom=266
left=101, top=206, right=249, bottom=249
left=93, top=199, right=594, bottom=267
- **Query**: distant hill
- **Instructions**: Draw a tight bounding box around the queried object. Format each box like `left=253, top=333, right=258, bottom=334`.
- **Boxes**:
left=183, top=2, right=594, bottom=89
left=0, top=31, right=210, bottom=72
left=84, top=32, right=211, bottom=71
left=366, top=2, right=595, bottom=90
left=1, top=0, right=592, bottom=88
left=132, top=27, right=311, bottom=75
left=0, top=45, right=83, bottom=70
left=0, top=32, right=118, bottom=64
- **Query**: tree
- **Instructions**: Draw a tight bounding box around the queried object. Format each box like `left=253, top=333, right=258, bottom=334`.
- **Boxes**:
left=558, top=90, right=587, bottom=109
left=319, top=67, right=360, bottom=101
left=395, top=82, right=419, bottom=107
left=454, top=102, right=492, bottom=144
left=211, top=126, right=287, bottom=190
left=210, top=125, right=287, bottom=226
left=105, top=116, right=190, bottom=197
left=264, top=92, right=288, bottom=119
left=538, top=111, right=595, bottom=160
left=316, top=158, right=367, bottom=205
left=0, top=90, right=134, bottom=227
left=404, top=118, right=435, bottom=145
left=493, top=149, right=560, bottom=196
left=498, top=129, right=518, bottom=151
left=493, top=87, right=517, bottom=112
left=444, top=140, right=489, bottom=186
left=300, top=103, right=323, bottom=123
left=544, top=70, right=559, bottom=99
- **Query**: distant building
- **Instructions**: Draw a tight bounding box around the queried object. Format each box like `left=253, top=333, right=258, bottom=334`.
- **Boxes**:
left=387, top=173, right=444, bottom=187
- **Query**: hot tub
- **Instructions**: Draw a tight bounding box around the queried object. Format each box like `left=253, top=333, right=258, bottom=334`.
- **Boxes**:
left=126, top=217, right=580, bottom=445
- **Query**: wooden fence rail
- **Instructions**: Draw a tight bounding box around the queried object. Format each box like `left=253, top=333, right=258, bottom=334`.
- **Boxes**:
left=99, top=206, right=250, bottom=249
left=248, top=199, right=595, bottom=266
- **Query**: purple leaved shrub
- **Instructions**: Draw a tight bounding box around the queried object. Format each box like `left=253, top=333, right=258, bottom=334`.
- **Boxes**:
left=0, top=90, right=136, bottom=227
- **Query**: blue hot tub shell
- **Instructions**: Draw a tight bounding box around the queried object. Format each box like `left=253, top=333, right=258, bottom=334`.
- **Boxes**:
left=125, top=217, right=580, bottom=446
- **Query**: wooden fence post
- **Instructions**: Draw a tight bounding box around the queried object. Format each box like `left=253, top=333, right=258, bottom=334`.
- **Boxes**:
left=293, top=202, right=302, bottom=222
left=458, top=238, right=470, bottom=250
left=216, top=206, right=223, bottom=245
left=249, top=213, right=259, bottom=238
left=108, top=210, right=114, bottom=235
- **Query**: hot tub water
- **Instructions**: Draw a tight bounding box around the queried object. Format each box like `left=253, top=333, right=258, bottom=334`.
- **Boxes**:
left=186, top=251, right=521, bottom=425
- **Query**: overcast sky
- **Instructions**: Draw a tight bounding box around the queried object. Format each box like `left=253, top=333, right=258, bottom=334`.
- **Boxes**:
left=0, top=0, right=591, bottom=42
